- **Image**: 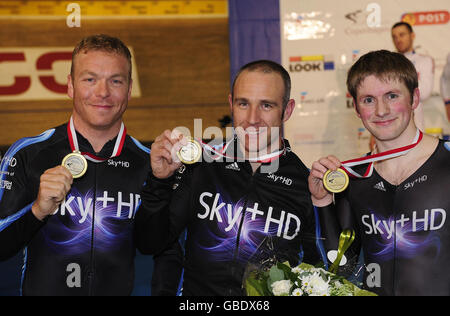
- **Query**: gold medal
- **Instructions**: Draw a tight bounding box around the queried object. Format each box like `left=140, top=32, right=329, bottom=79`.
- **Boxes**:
left=62, top=151, right=88, bottom=178
left=323, top=168, right=349, bottom=193
left=177, top=138, right=202, bottom=164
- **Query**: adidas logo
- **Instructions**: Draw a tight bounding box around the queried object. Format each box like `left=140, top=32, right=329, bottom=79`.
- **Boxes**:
left=373, top=181, right=386, bottom=192
left=225, top=162, right=240, bottom=171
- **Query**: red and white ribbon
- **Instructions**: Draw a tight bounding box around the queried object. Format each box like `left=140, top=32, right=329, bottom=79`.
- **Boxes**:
left=67, top=116, right=126, bottom=163
left=198, top=138, right=286, bottom=163
left=341, top=129, right=423, bottom=178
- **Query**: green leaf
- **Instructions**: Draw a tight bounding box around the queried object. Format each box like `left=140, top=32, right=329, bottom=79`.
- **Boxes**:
left=341, top=279, right=378, bottom=296
left=266, top=266, right=285, bottom=295
left=318, top=268, right=330, bottom=281
left=245, top=277, right=266, bottom=296
left=314, top=262, right=327, bottom=269
left=269, top=265, right=285, bottom=282
left=297, top=262, right=315, bottom=271
left=353, top=287, right=378, bottom=296
left=277, top=262, right=298, bottom=282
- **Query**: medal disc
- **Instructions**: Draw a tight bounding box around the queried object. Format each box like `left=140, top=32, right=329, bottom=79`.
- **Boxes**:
left=177, top=138, right=202, bottom=164
left=323, top=168, right=349, bottom=193
left=62, top=151, right=88, bottom=178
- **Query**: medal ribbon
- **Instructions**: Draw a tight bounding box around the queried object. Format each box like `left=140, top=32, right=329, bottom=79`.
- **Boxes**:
left=197, top=138, right=286, bottom=163
left=340, top=129, right=423, bottom=178
left=67, top=116, right=126, bottom=163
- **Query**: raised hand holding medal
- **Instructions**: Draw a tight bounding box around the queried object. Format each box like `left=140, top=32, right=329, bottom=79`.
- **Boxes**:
left=151, top=127, right=287, bottom=180
left=151, top=129, right=190, bottom=179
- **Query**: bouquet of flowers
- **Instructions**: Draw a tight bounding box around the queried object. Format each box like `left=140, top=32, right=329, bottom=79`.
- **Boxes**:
left=244, top=261, right=377, bottom=296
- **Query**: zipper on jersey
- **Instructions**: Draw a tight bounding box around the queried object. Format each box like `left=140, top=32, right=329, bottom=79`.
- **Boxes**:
left=229, top=168, right=255, bottom=295
left=87, top=163, right=97, bottom=295
left=392, top=186, right=398, bottom=296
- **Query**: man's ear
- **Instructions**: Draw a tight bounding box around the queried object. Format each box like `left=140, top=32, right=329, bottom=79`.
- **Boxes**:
left=411, top=87, right=420, bottom=110
left=282, top=99, right=296, bottom=123
left=67, top=74, right=74, bottom=99
left=228, top=93, right=233, bottom=112
left=128, top=79, right=133, bottom=101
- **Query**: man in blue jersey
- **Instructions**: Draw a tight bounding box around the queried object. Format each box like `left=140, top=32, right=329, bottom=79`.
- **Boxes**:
left=0, top=34, right=176, bottom=295
left=309, top=50, right=450, bottom=295
left=138, top=60, right=321, bottom=295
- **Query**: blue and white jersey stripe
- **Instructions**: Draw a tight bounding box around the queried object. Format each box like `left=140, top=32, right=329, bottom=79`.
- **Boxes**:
left=0, top=129, right=55, bottom=231
left=130, top=136, right=150, bottom=154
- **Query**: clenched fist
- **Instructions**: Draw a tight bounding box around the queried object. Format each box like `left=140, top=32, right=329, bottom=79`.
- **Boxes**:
left=150, top=129, right=188, bottom=179
left=308, top=155, right=341, bottom=207
left=31, top=165, right=73, bottom=221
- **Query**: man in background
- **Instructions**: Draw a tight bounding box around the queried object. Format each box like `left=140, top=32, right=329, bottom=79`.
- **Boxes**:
left=440, top=52, right=450, bottom=122
left=391, top=21, right=434, bottom=131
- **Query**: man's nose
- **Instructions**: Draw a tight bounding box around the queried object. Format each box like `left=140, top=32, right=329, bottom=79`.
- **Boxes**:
left=95, top=79, right=110, bottom=98
left=247, top=105, right=260, bottom=125
left=375, top=99, right=390, bottom=117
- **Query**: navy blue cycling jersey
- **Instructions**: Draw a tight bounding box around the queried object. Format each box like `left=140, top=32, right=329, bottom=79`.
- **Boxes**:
left=138, top=139, right=321, bottom=296
left=318, top=140, right=450, bottom=296
left=0, top=123, right=166, bottom=295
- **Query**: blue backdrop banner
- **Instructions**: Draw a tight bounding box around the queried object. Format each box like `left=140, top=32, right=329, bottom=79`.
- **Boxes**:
left=228, top=0, right=281, bottom=84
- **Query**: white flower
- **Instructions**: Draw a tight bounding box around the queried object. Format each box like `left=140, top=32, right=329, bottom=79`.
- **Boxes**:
left=309, top=273, right=330, bottom=296
left=300, top=274, right=313, bottom=289
left=291, top=266, right=303, bottom=274
left=271, top=280, right=292, bottom=296
left=300, top=271, right=330, bottom=296
left=291, top=288, right=303, bottom=296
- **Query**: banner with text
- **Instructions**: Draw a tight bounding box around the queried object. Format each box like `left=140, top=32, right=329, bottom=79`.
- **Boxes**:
left=281, top=0, right=450, bottom=167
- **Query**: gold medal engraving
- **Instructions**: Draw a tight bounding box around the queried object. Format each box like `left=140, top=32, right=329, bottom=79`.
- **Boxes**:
left=177, top=138, right=202, bottom=164
left=62, top=151, right=88, bottom=178
left=323, top=168, right=349, bottom=193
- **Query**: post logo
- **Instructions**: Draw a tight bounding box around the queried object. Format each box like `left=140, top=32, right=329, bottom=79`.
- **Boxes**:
left=401, top=10, right=449, bottom=26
